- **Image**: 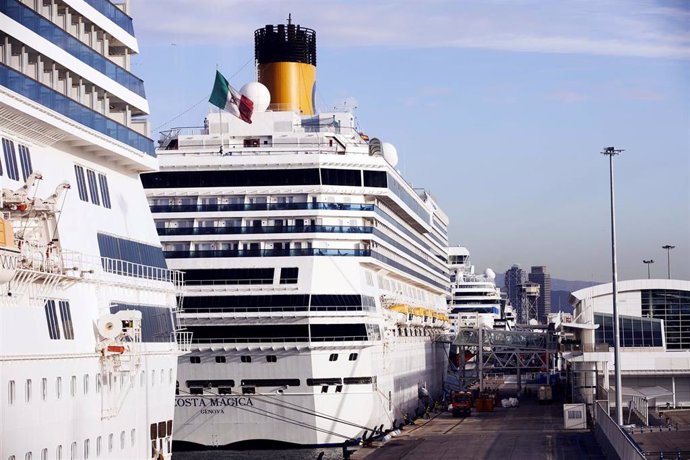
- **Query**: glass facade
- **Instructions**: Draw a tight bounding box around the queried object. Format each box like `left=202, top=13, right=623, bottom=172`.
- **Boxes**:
left=150, top=201, right=374, bottom=213
left=641, top=289, right=690, bottom=350
left=594, top=313, right=663, bottom=348
left=83, top=0, right=135, bottom=35
left=0, top=64, right=155, bottom=156
left=0, top=0, right=145, bottom=97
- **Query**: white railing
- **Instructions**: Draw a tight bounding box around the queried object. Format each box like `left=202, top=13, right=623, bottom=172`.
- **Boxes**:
left=174, top=331, right=193, bottom=354
left=594, top=400, right=646, bottom=460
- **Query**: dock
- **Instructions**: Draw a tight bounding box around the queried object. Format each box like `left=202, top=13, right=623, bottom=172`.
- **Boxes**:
left=351, top=394, right=605, bottom=460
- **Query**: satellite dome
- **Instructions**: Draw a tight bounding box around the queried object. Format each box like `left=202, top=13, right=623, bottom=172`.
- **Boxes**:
left=381, top=142, right=398, bottom=167
left=240, top=82, right=271, bottom=113
left=485, top=268, right=496, bottom=280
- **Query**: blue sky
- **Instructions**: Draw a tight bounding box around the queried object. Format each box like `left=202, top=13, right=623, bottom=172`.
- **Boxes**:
left=131, top=0, right=690, bottom=282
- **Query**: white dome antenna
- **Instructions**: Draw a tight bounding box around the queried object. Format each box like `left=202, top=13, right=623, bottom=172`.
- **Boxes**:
left=240, top=82, right=271, bottom=113
left=382, top=142, right=398, bottom=167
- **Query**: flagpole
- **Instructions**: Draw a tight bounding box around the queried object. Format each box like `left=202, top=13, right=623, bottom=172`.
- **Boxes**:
left=217, top=64, right=224, bottom=155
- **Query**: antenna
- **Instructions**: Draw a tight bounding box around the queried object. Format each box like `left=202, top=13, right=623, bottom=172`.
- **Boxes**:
left=287, top=13, right=292, bottom=25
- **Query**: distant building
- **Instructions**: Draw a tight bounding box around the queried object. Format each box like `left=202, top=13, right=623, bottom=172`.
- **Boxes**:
left=529, top=266, right=552, bottom=322
left=504, top=265, right=525, bottom=320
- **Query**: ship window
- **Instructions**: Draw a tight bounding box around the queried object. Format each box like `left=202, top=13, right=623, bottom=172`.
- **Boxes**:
left=96, top=374, right=101, bottom=393
left=363, top=170, right=387, bottom=188
left=58, top=301, right=74, bottom=340
left=25, top=452, right=32, bottom=460
left=279, top=267, right=298, bottom=284
left=83, top=439, right=89, bottom=459
left=240, top=356, right=252, bottom=363
left=349, top=353, right=358, bottom=361
left=17, top=145, right=33, bottom=181
left=108, top=434, right=113, bottom=452
left=56, top=377, right=62, bottom=399
left=44, top=300, right=60, bottom=340
left=151, top=370, right=155, bottom=386
left=344, top=377, right=373, bottom=385
left=240, top=379, right=300, bottom=387
left=40, top=449, right=47, bottom=460
left=131, top=429, right=136, bottom=447
left=328, top=354, right=338, bottom=362
left=167, top=420, right=173, bottom=435
left=74, top=165, right=88, bottom=201
left=56, top=445, right=62, bottom=460
left=243, top=138, right=260, bottom=147
left=169, top=368, right=173, bottom=383
left=306, top=378, right=342, bottom=386
left=321, top=386, right=328, bottom=393
left=189, top=356, right=201, bottom=364
left=321, top=168, right=362, bottom=186
left=70, top=376, right=76, bottom=397
left=242, top=387, right=255, bottom=395
left=120, top=431, right=125, bottom=450
left=266, top=355, right=277, bottom=363
left=86, top=169, right=100, bottom=205
left=2, top=138, right=19, bottom=180
left=189, top=387, right=203, bottom=395
left=41, top=378, right=47, bottom=401
left=83, top=375, right=89, bottom=395
left=335, top=385, right=343, bottom=393
left=70, top=442, right=76, bottom=460
left=96, top=437, right=101, bottom=457
left=158, top=421, right=167, bottom=437
left=215, top=356, right=226, bottom=363
left=8, top=380, right=15, bottom=405
left=150, top=423, right=156, bottom=440
left=25, top=379, right=31, bottom=403
left=98, top=174, right=111, bottom=209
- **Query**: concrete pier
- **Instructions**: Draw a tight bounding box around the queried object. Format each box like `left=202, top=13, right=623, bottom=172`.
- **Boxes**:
left=351, top=396, right=605, bottom=459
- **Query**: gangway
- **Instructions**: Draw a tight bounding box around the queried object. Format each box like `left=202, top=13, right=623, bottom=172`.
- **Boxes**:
left=451, top=326, right=559, bottom=392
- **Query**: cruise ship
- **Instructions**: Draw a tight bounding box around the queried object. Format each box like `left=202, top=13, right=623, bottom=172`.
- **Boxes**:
left=143, top=20, right=451, bottom=448
left=448, top=246, right=514, bottom=332
left=0, top=1, right=186, bottom=459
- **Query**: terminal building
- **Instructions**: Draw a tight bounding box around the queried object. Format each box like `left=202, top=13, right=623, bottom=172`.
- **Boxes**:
left=562, top=279, right=690, bottom=413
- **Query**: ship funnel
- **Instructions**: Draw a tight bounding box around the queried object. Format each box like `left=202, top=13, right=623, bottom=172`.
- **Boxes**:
left=254, top=18, right=316, bottom=114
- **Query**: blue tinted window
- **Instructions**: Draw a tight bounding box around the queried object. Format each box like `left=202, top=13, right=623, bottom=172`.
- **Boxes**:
left=74, top=165, right=88, bottom=201
left=98, top=174, right=111, bottom=208
left=17, top=144, right=32, bottom=181
left=59, top=300, right=74, bottom=340
left=97, top=233, right=167, bottom=269
left=109, top=303, right=174, bottom=342
left=86, top=169, right=100, bottom=205
left=2, top=138, right=19, bottom=180
left=44, top=300, right=60, bottom=340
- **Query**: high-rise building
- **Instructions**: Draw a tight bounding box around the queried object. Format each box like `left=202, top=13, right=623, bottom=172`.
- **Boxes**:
left=504, top=264, right=525, bottom=320
left=529, top=266, right=552, bottom=322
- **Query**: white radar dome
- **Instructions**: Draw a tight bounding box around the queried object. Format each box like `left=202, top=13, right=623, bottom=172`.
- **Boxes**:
left=381, top=142, right=398, bottom=167
left=485, top=268, right=496, bottom=280
left=240, top=82, right=270, bottom=113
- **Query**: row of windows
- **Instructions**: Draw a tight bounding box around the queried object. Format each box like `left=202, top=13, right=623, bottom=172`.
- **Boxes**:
left=141, top=168, right=389, bottom=189
left=96, top=233, right=167, bottom=269
left=109, top=304, right=174, bottom=343
left=180, top=294, right=377, bottom=313
left=44, top=300, right=74, bottom=341
left=1, top=0, right=145, bottom=97
left=0, top=64, right=155, bottom=156
left=7, top=429, right=135, bottom=460
left=186, top=323, right=378, bottom=344
left=2, top=138, right=33, bottom=181
left=182, top=267, right=297, bottom=285
left=7, top=369, right=174, bottom=406
left=74, top=166, right=111, bottom=208
left=641, top=289, right=690, bottom=350
left=594, top=313, right=663, bottom=348
left=189, top=352, right=358, bottom=365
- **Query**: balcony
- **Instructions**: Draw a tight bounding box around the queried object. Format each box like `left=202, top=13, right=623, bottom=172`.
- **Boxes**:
left=150, top=201, right=374, bottom=213
left=157, top=224, right=373, bottom=236
left=0, top=63, right=154, bottom=156
left=83, top=0, right=134, bottom=35
left=164, top=248, right=371, bottom=259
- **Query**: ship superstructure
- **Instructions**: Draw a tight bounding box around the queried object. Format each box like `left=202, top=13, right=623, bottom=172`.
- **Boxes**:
left=0, top=1, right=185, bottom=458
left=448, top=246, right=512, bottom=332
left=144, top=20, right=451, bottom=447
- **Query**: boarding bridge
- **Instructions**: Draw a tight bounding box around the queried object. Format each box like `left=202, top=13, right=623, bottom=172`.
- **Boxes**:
left=451, top=327, right=559, bottom=391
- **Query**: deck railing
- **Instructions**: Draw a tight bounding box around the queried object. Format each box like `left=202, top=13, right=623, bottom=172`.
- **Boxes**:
left=593, top=400, right=645, bottom=460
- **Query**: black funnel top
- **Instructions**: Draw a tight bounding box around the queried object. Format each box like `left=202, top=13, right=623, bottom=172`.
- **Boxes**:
left=254, top=22, right=316, bottom=66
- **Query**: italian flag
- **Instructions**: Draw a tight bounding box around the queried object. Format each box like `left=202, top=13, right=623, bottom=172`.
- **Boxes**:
left=209, top=70, right=254, bottom=124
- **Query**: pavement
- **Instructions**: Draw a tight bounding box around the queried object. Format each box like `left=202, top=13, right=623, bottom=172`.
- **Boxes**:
left=630, top=409, right=690, bottom=456
left=351, top=396, right=605, bottom=460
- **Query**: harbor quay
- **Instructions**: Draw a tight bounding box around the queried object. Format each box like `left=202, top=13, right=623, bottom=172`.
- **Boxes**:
left=351, top=390, right=605, bottom=460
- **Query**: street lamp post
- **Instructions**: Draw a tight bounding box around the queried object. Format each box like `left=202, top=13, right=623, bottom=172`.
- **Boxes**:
left=662, top=245, right=675, bottom=279
left=643, top=259, right=654, bottom=279
left=602, top=146, right=624, bottom=425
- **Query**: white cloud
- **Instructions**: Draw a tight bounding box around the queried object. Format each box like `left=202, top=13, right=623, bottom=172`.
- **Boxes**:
left=132, top=0, right=690, bottom=59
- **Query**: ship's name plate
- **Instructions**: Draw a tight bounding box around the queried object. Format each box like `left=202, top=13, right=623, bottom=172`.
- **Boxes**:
left=176, top=396, right=254, bottom=412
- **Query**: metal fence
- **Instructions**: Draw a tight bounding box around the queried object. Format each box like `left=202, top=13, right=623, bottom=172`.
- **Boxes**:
left=593, top=400, right=646, bottom=460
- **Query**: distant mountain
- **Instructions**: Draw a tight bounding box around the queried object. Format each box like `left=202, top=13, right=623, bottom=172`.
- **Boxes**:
left=551, top=290, right=574, bottom=313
